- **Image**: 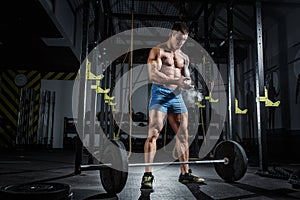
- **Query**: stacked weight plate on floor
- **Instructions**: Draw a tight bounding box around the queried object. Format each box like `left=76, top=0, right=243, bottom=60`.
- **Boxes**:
left=0, top=182, right=72, bottom=200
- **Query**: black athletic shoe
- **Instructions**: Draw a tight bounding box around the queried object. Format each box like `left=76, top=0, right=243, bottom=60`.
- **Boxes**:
left=179, top=169, right=205, bottom=183
left=141, top=174, right=154, bottom=189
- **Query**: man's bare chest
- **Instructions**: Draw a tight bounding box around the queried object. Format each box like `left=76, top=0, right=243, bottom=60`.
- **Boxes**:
left=160, top=50, right=186, bottom=69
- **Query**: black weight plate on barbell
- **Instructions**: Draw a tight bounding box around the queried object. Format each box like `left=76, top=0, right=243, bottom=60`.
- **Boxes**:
left=213, top=140, right=248, bottom=182
left=100, top=140, right=128, bottom=194
left=0, top=182, right=71, bottom=200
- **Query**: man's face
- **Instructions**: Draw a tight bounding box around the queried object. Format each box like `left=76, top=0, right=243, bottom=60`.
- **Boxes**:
left=170, top=31, right=188, bottom=50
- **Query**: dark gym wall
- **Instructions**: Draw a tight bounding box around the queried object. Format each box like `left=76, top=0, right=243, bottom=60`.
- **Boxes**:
left=263, top=8, right=300, bottom=132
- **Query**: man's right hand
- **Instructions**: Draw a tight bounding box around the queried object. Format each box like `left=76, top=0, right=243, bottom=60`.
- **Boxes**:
left=179, top=76, right=193, bottom=89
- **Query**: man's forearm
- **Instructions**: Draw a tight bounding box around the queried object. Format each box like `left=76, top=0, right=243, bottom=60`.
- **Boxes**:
left=148, top=62, right=180, bottom=85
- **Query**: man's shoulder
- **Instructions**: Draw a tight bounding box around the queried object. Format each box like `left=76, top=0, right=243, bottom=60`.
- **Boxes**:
left=149, top=46, right=162, bottom=55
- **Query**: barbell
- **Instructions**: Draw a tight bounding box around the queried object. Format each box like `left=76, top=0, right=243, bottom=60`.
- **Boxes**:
left=80, top=140, right=248, bottom=195
left=81, top=159, right=227, bottom=169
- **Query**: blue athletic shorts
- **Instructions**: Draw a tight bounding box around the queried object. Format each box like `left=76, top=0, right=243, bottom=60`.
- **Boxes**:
left=149, top=84, right=187, bottom=114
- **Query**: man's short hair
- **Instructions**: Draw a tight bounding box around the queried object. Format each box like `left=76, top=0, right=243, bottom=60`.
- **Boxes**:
left=171, top=22, right=189, bottom=34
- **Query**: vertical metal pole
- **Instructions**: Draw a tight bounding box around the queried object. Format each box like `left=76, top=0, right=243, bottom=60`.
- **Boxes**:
left=94, top=0, right=100, bottom=44
left=75, top=0, right=89, bottom=174
left=255, top=1, right=268, bottom=171
left=120, top=62, right=124, bottom=116
left=248, top=43, right=255, bottom=145
left=128, top=0, right=134, bottom=156
left=108, top=8, right=115, bottom=139
left=88, top=0, right=101, bottom=164
left=100, top=9, right=110, bottom=136
left=87, top=59, right=95, bottom=164
left=204, top=2, right=211, bottom=136
left=107, top=65, right=112, bottom=139
left=204, top=2, right=209, bottom=50
left=100, top=73, right=105, bottom=132
left=109, top=62, right=116, bottom=139
left=104, top=69, right=109, bottom=137
left=227, top=2, right=235, bottom=141
left=107, top=11, right=114, bottom=139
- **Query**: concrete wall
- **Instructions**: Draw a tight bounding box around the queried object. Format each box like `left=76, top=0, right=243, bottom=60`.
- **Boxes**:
left=40, top=80, right=74, bottom=148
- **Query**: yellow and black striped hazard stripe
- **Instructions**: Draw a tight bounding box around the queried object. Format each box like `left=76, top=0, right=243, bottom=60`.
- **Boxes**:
left=41, top=72, right=77, bottom=80
left=0, top=70, right=41, bottom=147
left=0, top=70, right=77, bottom=148
left=0, top=70, right=20, bottom=147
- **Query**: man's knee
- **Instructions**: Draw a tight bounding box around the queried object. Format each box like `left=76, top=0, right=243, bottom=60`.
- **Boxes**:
left=147, top=128, right=160, bottom=142
left=176, top=130, right=188, bottom=143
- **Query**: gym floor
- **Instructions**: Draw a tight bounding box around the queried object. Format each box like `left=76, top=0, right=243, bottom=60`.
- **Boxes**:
left=0, top=148, right=299, bottom=200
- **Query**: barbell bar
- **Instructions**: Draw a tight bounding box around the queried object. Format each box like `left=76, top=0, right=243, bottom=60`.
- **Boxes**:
left=80, top=158, right=228, bottom=171
left=79, top=140, right=248, bottom=195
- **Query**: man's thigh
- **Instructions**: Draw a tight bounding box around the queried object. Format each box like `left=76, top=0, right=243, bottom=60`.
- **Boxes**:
left=148, top=110, right=167, bottom=131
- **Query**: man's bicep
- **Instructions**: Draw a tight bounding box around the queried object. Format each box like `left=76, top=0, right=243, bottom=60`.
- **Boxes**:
left=148, top=48, right=159, bottom=61
left=147, top=48, right=161, bottom=81
left=148, top=48, right=161, bottom=70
